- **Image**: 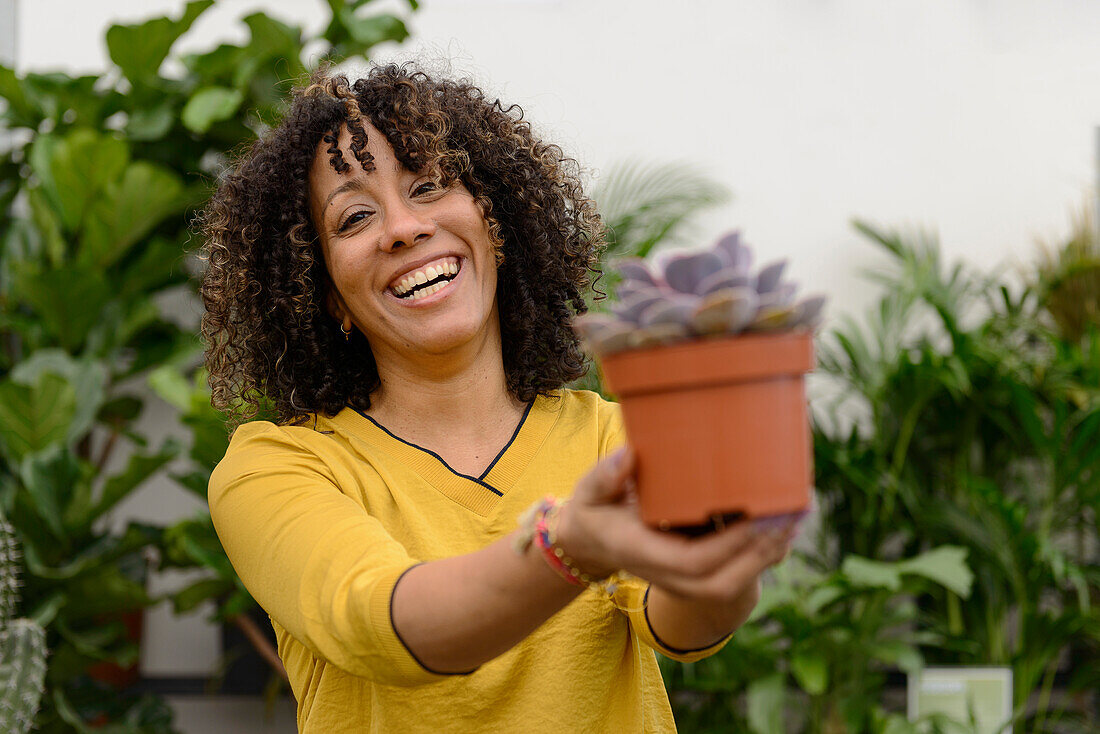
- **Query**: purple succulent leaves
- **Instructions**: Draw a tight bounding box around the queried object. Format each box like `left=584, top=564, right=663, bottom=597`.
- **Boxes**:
left=696, top=268, right=751, bottom=296
left=639, top=298, right=695, bottom=327
left=692, top=287, right=758, bottom=335
left=615, top=257, right=657, bottom=287
left=715, top=231, right=753, bottom=274
left=662, top=250, right=726, bottom=294
left=754, top=259, right=788, bottom=294
left=793, top=294, right=827, bottom=328
left=611, top=289, right=666, bottom=323
left=575, top=233, right=827, bottom=355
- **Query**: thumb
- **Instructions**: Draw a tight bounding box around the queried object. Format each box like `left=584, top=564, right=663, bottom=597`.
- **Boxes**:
left=575, top=446, right=635, bottom=506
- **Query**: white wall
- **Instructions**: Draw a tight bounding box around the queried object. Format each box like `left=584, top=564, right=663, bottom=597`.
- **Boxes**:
left=16, top=0, right=1100, bottom=676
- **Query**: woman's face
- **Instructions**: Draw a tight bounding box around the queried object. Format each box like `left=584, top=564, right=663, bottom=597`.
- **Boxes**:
left=309, top=122, right=500, bottom=368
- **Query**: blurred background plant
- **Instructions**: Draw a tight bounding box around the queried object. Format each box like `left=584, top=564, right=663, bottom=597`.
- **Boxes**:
left=0, top=0, right=417, bottom=730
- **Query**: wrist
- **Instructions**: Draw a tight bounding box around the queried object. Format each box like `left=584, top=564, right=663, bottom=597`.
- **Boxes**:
left=555, top=499, right=617, bottom=580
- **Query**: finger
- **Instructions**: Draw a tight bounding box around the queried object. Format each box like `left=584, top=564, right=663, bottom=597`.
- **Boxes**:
left=619, top=519, right=759, bottom=583
left=575, top=446, right=636, bottom=505
left=699, top=530, right=794, bottom=600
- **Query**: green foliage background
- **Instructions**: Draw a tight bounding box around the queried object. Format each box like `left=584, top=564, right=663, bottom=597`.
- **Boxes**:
left=0, top=1, right=1095, bottom=733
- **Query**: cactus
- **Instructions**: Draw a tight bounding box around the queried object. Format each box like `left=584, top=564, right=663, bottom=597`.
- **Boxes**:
left=0, top=519, right=48, bottom=734
left=575, top=231, right=827, bottom=355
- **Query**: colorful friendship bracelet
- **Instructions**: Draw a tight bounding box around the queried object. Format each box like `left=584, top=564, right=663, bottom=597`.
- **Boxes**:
left=514, top=495, right=602, bottom=587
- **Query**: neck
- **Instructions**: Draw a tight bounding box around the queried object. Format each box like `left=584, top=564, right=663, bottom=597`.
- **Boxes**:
left=365, top=315, right=525, bottom=442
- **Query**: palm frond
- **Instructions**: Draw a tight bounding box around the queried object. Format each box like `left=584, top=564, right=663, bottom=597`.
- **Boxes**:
left=592, top=161, right=730, bottom=260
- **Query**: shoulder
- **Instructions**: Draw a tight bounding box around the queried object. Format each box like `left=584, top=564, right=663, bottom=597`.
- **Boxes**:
left=210, top=418, right=341, bottom=499
left=550, top=389, right=624, bottom=456
left=221, top=418, right=334, bottom=461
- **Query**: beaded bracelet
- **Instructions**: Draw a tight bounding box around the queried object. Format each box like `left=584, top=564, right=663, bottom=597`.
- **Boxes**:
left=513, top=496, right=602, bottom=587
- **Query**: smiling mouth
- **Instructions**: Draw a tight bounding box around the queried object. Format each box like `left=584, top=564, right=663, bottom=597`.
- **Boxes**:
left=391, top=257, right=461, bottom=301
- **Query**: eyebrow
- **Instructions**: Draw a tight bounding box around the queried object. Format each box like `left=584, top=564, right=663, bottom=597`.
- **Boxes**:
left=322, top=178, right=367, bottom=216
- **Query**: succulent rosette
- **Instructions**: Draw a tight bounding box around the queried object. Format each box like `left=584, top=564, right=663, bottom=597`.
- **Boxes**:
left=575, top=231, right=826, bottom=355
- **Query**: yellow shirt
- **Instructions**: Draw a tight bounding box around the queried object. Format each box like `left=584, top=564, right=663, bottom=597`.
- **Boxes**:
left=209, top=389, right=728, bottom=733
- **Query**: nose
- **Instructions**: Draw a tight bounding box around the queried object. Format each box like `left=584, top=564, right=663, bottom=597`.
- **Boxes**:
left=381, top=200, right=436, bottom=253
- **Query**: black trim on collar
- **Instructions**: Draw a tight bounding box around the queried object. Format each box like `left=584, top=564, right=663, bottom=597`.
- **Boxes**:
left=478, top=399, right=534, bottom=481
left=349, top=403, right=535, bottom=497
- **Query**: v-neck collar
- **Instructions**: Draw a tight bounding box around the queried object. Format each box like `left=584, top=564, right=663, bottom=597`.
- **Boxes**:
left=332, top=392, right=562, bottom=515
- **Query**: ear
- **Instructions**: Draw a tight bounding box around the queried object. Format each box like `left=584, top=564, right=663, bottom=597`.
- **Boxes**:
left=326, top=289, right=352, bottom=331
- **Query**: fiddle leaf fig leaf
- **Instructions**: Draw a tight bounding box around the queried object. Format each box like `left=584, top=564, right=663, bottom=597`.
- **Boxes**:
left=125, top=103, right=175, bottom=141
left=181, top=86, right=244, bottom=134
left=106, top=0, right=214, bottom=84
left=31, top=130, right=129, bottom=232
left=0, top=64, right=42, bottom=127
left=0, top=374, right=76, bottom=464
left=338, top=8, right=409, bottom=48
left=19, top=446, right=82, bottom=540
left=80, top=162, right=188, bottom=269
left=9, top=263, right=112, bottom=350
left=10, top=350, right=107, bottom=446
left=83, top=441, right=179, bottom=529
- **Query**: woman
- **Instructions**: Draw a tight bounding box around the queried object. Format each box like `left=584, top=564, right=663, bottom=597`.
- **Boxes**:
left=202, top=65, right=797, bottom=733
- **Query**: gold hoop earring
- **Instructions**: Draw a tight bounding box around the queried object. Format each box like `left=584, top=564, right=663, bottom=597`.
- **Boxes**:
left=340, top=323, right=352, bottom=341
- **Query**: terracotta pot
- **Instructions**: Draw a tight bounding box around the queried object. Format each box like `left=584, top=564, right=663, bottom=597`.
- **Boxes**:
left=599, top=331, right=815, bottom=529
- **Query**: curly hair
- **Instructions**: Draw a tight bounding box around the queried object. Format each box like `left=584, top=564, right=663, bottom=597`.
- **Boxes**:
left=199, top=64, right=604, bottom=427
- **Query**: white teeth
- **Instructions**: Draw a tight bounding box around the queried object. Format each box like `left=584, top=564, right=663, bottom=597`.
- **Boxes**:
left=392, top=258, right=460, bottom=299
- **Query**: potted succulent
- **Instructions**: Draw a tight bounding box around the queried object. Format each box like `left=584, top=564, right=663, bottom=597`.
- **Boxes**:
left=575, top=232, right=825, bottom=532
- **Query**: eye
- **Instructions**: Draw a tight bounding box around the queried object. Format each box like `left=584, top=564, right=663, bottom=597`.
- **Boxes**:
left=412, top=180, right=440, bottom=197
left=338, top=210, right=371, bottom=232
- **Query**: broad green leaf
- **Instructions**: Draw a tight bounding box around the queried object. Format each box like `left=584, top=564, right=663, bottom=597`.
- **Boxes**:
left=9, top=263, right=112, bottom=350
left=80, top=161, right=187, bottom=268
left=0, top=373, right=76, bottom=463
left=63, top=563, right=151, bottom=618
left=243, top=13, right=304, bottom=77
left=181, top=86, right=244, bottom=134
left=897, top=546, right=974, bottom=598
left=868, top=640, right=924, bottom=673
left=173, top=577, right=231, bottom=614
left=97, top=395, right=143, bottom=426
left=56, top=616, right=128, bottom=657
left=841, top=555, right=901, bottom=591
left=125, top=103, right=175, bottom=141
left=338, top=9, right=409, bottom=48
left=33, top=129, right=129, bottom=232
left=0, top=64, right=41, bottom=126
left=746, top=672, right=785, bottom=734
left=115, top=235, right=190, bottom=298
left=804, top=583, right=845, bottom=614
left=148, top=365, right=193, bottom=412
left=790, top=649, right=828, bottom=695
left=18, top=446, right=81, bottom=540
left=163, top=517, right=232, bottom=576
left=26, top=186, right=66, bottom=266
left=10, top=350, right=108, bottom=445
left=172, top=469, right=212, bottom=499
left=86, top=440, right=179, bottom=526
left=106, top=0, right=214, bottom=84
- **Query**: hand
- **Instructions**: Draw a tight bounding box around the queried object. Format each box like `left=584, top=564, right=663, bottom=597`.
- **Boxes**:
left=557, top=446, right=797, bottom=606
